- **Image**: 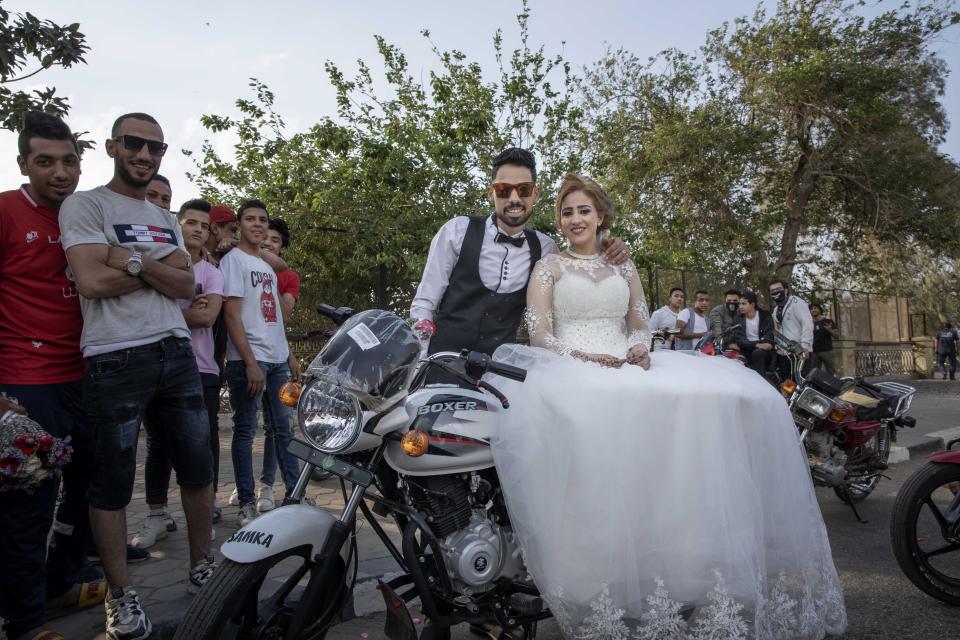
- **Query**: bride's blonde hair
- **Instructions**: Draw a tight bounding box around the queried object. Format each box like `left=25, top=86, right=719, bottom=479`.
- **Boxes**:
left=554, top=174, right=615, bottom=234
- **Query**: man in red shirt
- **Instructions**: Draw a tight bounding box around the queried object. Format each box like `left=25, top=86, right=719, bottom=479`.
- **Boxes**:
left=0, top=112, right=105, bottom=640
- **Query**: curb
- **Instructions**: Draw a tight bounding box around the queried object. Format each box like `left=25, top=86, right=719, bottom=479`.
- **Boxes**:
left=890, top=426, right=960, bottom=464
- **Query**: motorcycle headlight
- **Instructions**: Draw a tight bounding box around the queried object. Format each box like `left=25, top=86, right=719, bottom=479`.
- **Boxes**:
left=796, top=387, right=833, bottom=419
left=297, top=377, right=362, bottom=453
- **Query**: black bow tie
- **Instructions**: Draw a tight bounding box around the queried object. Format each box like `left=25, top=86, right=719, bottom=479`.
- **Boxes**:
left=495, top=232, right=525, bottom=247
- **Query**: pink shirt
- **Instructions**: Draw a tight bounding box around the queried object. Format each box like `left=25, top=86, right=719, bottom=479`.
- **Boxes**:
left=178, top=260, right=224, bottom=376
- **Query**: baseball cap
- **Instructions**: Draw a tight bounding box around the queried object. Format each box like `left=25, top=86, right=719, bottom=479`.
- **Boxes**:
left=209, top=204, right=237, bottom=225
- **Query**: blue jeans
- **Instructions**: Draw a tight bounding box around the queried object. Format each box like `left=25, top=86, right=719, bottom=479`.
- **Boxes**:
left=226, top=360, right=301, bottom=505
left=939, top=352, right=957, bottom=378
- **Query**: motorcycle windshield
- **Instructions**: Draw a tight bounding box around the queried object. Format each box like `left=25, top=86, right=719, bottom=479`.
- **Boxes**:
left=307, top=310, right=421, bottom=411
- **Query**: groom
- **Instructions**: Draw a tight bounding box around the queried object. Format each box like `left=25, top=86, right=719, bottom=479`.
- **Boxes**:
left=410, top=147, right=630, bottom=356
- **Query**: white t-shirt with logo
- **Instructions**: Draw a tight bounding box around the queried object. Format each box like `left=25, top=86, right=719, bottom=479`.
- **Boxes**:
left=59, top=186, right=190, bottom=355
left=220, top=249, right=289, bottom=364
left=677, top=308, right=708, bottom=334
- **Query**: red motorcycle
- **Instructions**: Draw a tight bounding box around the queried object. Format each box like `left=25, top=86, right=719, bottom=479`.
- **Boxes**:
left=891, top=438, right=960, bottom=605
left=776, top=332, right=917, bottom=521
left=695, top=324, right=747, bottom=364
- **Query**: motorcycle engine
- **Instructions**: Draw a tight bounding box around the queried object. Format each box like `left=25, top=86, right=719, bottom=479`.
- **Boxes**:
left=440, top=512, right=525, bottom=595
left=406, top=473, right=526, bottom=595
left=805, top=429, right=848, bottom=486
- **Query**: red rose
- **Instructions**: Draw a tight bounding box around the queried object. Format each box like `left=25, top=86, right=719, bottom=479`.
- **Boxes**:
left=14, top=435, right=38, bottom=456
left=0, top=457, right=19, bottom=473
left=38, top=434, right=53, bottom=452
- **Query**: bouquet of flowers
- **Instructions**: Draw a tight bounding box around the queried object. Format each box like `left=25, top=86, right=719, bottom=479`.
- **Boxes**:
left=0, top=409, right=72, bottom=492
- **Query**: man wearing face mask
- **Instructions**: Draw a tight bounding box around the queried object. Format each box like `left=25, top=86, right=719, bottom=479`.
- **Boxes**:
left=769, top=278, right=813, bottom=381
left=709, top=289, right=742, bottom=341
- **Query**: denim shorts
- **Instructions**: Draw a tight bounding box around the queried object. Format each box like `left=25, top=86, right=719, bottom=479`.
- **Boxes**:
left=83, top=337, right=213, bottom=510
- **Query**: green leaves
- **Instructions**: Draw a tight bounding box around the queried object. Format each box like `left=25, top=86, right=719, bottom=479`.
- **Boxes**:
left=0, top=8, right=90, bottom=147
left=189, top=1, right=581, bottom=328
left=581, top=0, right=960, bottom=295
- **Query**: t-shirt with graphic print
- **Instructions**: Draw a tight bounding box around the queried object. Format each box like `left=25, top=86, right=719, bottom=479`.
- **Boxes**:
left=220, top=248, right=289, bottom=364
left=59, top=186, right=190, bottom=356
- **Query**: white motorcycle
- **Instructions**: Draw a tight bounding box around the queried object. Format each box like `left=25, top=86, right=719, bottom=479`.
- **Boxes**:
left=174, top=305, right=541, bottom=640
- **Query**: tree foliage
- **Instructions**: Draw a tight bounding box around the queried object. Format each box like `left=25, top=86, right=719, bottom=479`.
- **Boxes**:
left=188, top=2, right=581, bottom=328
left=0, top=4, right=90, bottom=147
left=581, top=0, right=960, bottom=291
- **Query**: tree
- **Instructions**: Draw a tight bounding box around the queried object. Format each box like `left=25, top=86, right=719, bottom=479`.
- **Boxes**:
left=188, top=3, right=581, bottom=327
left=0, top=5, right=90, bottom=143
left=581, top=0, right=960, bottom=290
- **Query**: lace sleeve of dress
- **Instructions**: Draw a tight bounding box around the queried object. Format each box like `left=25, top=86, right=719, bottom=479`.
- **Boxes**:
left=525, top=257, right=573, bottom=355
left=621, top=260, right=652, bottom=351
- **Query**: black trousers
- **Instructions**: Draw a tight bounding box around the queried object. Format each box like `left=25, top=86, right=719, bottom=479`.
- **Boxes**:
left=0, top=381, right=98, bottom=639
left=741, top=345, right=774, bottom=378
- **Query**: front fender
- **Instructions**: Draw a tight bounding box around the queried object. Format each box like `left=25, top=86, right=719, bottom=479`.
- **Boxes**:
left=929, top=449, right=960, bottom=464
left=221, top=504, right=337, bottom=563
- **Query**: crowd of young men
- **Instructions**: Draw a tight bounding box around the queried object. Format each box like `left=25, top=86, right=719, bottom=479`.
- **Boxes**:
left=0, top=111, right=303, bottom=640
left=647, top=279, right=831, bottom=379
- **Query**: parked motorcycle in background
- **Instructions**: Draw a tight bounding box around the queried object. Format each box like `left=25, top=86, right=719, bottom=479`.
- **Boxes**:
left=891, top=437, right=960, bottom=605
left=694, top=324, right=747, bottom=364
left=775, top=332, right=917, bottom=521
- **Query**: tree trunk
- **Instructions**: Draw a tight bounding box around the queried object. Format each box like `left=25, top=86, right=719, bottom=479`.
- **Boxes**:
left=776, top=145, right=818, bottom=279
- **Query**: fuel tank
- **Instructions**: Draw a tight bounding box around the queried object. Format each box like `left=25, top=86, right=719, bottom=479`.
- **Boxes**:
left=384, top=387, right=503, bottom=476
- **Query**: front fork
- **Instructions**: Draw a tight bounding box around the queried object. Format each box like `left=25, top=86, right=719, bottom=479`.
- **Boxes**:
left=284, top=445, right=383, bottom=640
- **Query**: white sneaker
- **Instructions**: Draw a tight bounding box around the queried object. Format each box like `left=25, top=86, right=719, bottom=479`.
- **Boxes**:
left=257, top=484, right=276, bottom=512
left=104, top=586, right=152, bottom=640
left=227, top=488, right=240, bottom=506
left=130, top=515, right=168, bottom=549
left=187, top=555, right=218, bottom=594
left=238, top=502, right=258, bottom=527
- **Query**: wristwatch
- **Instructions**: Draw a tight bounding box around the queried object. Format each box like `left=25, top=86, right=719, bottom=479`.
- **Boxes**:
left=125, top=250, right=144, bottom=277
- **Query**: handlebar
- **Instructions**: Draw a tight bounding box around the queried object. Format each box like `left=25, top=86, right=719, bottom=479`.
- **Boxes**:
left=462, top=350, right=527, bottom=382
left=315, top=304, right=355, bottom=327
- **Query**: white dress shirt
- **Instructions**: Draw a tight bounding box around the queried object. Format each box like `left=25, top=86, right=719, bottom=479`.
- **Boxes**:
left=410, top=215, right=559, bottom=322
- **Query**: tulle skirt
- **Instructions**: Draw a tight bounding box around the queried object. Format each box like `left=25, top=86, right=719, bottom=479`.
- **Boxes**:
left=487, top=346, right=847, bottom=639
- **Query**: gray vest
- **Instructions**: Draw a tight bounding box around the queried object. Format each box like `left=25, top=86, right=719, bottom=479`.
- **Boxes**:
left=676, top=307, right=705, bottom=350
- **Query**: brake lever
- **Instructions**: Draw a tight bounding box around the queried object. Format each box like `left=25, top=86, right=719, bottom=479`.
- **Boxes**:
left=478, top=379, right=510, bottom=409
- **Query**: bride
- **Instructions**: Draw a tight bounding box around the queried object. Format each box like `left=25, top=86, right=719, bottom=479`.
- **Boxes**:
left=488, top=174, right=846, bottom=639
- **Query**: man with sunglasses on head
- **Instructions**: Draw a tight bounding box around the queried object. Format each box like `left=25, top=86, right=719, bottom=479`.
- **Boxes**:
left=411, top=148, right=630, bottom=364
left=60, top=113, right=215, bottom=640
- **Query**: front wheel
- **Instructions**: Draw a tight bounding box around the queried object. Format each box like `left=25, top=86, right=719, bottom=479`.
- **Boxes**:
left=890, top=462, right=960, bottom=605
left=173, top=547, right=345, bottom=639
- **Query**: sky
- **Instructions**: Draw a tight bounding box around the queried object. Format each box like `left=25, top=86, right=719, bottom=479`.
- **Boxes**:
left=4, top=0, right=959, bottom=205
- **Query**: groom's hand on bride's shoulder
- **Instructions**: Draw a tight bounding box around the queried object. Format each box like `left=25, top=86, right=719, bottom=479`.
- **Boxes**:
left=602, top=236, right=631, bottom=265
left=626, top=345, right=651, bottom=370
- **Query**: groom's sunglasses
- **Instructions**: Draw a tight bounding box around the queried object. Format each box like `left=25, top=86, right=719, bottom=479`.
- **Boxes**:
left=491, top=182, right=536, bottom=199
left=114, top=135, right=168, bottom=157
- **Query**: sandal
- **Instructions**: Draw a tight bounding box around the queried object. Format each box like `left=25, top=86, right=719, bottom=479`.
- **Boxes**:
left=17, top=630, right=65, bottom=640
left=45, top=580, right=108, bottom=618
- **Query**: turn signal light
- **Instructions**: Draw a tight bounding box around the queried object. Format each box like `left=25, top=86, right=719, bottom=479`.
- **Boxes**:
left=400, top=431, right=429, bottom=457
left=781, top=380, right=797, bottom=395
left=278, top=381, right=302, bottom=407
left=828, top=408, right=847, bottom=422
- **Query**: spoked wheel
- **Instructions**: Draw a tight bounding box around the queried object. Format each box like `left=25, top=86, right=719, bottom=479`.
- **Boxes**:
left=890, top=462, right=960, bottom=605
left=172, top=546, right=346, bottom=639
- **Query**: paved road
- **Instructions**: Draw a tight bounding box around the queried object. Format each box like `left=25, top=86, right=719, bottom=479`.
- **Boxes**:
left=325, top=455, right=960, bottom=640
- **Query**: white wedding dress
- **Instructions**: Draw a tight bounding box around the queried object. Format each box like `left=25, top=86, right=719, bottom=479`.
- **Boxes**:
left=488, top=253, right=846, bottom=640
